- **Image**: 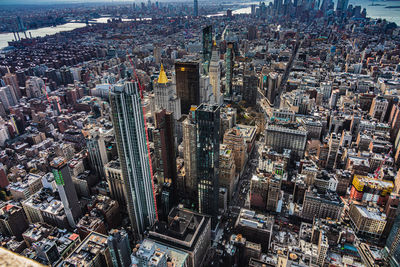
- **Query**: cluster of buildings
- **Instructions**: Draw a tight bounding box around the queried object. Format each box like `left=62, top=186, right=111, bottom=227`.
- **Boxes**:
left=0, top=0, right=398, bottom=266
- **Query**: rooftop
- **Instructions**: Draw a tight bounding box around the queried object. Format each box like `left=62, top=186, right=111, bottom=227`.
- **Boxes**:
left=133, top=239, right=189, bottom=267
left=235, top=208, right=274, bottom=232
left=63, top=232, right=108, bottom=266
left=149, top=207, right=210, bottom=251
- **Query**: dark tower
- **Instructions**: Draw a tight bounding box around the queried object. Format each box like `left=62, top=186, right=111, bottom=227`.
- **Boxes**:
left=194, top=0, right=198, bottom=16
left=202, top=25, right=213, bottom=74
left=196, top=104, right=220, bottom=226
left=107, top=229, right=132, bottom=267
left=51, top=157, right=81, bottom=228
left=225, top=42, right=235, bottom=97
left=154, top=109, right=177, bottom=214
left=175, top=62, right=200, bottom=115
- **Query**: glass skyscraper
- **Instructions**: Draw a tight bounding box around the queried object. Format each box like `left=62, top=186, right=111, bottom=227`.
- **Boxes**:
left=225, top=42, right=234, bottom=97
left=196, top=103, right=220, bottom=225
left=384, top=212, right=400, bottom=266
left=202, top=25, right=213, bottom=74
left=175, top=61, right=200, bottom=115
left=110, top=81, right=157, bottom=240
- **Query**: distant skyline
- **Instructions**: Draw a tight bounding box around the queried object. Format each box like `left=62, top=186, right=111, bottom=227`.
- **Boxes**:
left=0, top=0, right=203, bottom=5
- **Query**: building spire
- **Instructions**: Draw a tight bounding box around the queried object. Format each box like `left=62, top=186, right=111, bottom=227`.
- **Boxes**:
left=157, top=64, right=169, bottom=84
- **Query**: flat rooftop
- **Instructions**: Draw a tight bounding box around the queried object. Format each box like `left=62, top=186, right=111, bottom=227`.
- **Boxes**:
left=63, top=232, right=108, bottom=266
left=235, top=208, right=274, bottom=231
left=355, top=205, right=386, bottom=221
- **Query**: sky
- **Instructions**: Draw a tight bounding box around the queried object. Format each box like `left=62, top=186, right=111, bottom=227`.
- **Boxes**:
left=0, top=0, right=197, bottom=5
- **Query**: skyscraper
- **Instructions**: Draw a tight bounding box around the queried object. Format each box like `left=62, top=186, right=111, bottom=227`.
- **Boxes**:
left=242, top=69, right=258, bottom=107
left=194, top=0, right=198, bottom=16
left=2, top=72, right=21, bottom=99
left=107, top=229, right=131, bottom=267
left=336, top=0, right=349, bottom=14
left=384, top=212, right=400, bottom=266
left=51, top=157, right=81, bottom=228
left=83, top=126, right=110, bottom=178
left=153, top=109, right=177, bottom=207
left=183, top=108, right=198, bottom=200
left=0, top=86, right=17, bottom=111
left=153, top=65, right=181, bottom=121
left=196, top=104, right=220, bottom=225
left=175, top=62, right=200, bottom=114
left=209, top=44, right=221, bottom=104
left=225, top=42, right=235, bottom=97
left=104, top=160, right=126, bottom=208
left=110, top=81, right=157, bottom=239
left=202, top=25, right=213, bottom=74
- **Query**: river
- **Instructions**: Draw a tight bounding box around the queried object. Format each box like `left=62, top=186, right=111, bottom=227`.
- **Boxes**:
left=0, top=1, right=398, bottom=50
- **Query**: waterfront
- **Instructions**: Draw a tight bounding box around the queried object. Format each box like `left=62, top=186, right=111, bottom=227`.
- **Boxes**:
left=0, top=23, right=87, bottom=50
left=0, top=0, right=399, bottom=50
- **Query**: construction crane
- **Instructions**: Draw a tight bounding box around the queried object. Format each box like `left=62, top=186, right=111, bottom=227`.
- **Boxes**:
left=374, top=148, right=392, bottom=179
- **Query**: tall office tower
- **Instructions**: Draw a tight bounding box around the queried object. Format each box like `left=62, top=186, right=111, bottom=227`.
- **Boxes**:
left=51, top=157, right=81, bottom=228
left=109, top=81, right=157, bottom=239
left=153, top=65, right=181, bottom=121
left=107, top=229, right=131, bottom=267
left=45, top=68, right=60, bottom=86
left=15, top=70, right=26, bottom=87
left=25, top=77, right=45, bottom=98
left=153, top=45, right=161, bottom=65
left=183, top=107, right=198, bottom=199
left=326, top=133, right=340, bottom=170
left=153, top=109, right=177, bottom=204
left=202, top=25, right=213, bottom=74
left=196, top=104, right=220, bottom=225
left=60, top=67, right=74, bottom=86
left=225, top=42, right=235, bottom=97
left=3, top=72, right=21, bottom=99
left=104, top=160, right=126, bottom=208
left=175, top=62, right=200, bottom=115
left=267, top=72, right=281, bottom=106
left=242, top=70, right=258, bottom=107
left=385, top=213, right=400, bottom=266
left=83, top=126, right=109, bottom=178
left=320, top=0, right=333, bottom=13
left=247, top=25, right=257, bottom=40
left=199, top=75, right=213, bottom=104
left=194, top=0, right=198, bottom=16
left=209, top=45, right=221, bottom=104
left=0, top=86, right=18, bottom=111
left=336, top=0, right=348, bottom=14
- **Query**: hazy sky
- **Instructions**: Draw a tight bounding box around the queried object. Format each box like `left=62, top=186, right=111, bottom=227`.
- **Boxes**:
left=0, top=0, right=195, bottom=5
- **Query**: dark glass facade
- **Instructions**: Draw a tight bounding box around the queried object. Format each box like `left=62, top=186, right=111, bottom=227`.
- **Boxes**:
left=196, top=104, right=220, bottom=225
left=202, top=25, right=213, bottom=74
left=225, top=42, right=235, bottom=97
left=385, top=212, right=400, bottom=266
left=242, top=70, right=258, bottom=107
left=175, top=62, right=200, bottom=115
left=154, top=109, right=177, bottom=209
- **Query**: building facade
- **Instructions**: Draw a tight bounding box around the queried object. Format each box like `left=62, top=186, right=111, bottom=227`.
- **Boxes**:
left=110, top=81, right=157, bottom=239
left=196, top=104, right=220, bottom=224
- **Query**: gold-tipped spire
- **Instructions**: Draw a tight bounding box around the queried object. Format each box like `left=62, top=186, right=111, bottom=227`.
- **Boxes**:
left=157, top=64, right=169, bottom=84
